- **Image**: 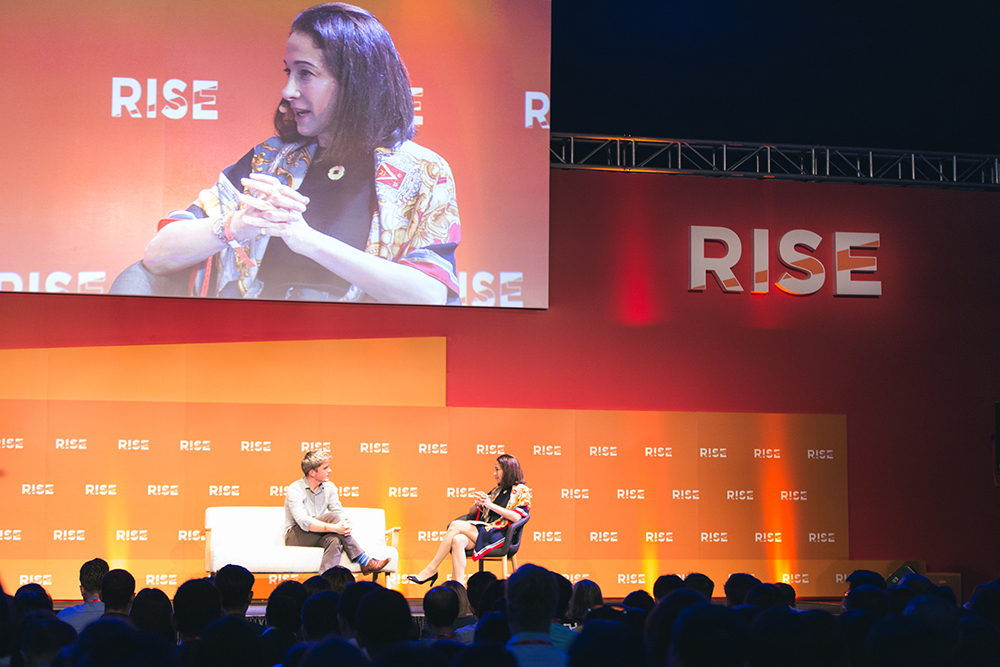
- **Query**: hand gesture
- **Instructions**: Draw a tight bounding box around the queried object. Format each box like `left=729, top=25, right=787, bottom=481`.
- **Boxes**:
left=232, top=174, right=314, bottom=251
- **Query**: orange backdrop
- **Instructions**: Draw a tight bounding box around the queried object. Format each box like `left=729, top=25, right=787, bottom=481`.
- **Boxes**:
left=0, top=339, right=856, bottom=599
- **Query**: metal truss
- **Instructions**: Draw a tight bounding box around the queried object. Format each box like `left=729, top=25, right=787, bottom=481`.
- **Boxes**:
left=550, top=133, right=1000, bottom=191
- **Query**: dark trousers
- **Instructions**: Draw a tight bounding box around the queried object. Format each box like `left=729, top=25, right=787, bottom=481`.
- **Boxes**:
left=284, top=511, right=364, bottom=572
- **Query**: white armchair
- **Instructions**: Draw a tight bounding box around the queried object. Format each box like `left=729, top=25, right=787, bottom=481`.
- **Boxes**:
left=204, top=506, right=400, bottom=582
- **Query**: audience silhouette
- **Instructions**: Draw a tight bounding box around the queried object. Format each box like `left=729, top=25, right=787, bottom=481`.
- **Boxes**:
left=1, top=563, right=998, bottom=667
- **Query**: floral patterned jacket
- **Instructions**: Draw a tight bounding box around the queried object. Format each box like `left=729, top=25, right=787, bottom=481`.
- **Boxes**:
left=172, top=138, right=461, bottom=301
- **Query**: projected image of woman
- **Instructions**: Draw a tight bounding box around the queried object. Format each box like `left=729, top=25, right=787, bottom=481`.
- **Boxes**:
left=408, top=454, right=531, bottom=586
left=140, top=3, right=461, bottom=304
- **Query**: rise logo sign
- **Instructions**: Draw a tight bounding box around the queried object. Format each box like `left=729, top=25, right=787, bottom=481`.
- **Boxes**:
left=690, top=227, right=880, bottom=296
left=112, top=78, right=218, bottom=120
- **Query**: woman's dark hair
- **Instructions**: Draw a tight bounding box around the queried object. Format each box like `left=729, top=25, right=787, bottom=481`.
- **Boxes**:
left=473, top=611, right=511, bottom=644
left=567, top=580, right=603, bottom=623
left=130, top=588, right=176, bottom=645
left=275, top=2, right=415, bottom=162
left=496, top=454, right=525, bottom=490
left=320, top=566, right=356, bottom=595
left=14, top=584, right=52, bottom=613
left=265, top=580, right=308, bottom=633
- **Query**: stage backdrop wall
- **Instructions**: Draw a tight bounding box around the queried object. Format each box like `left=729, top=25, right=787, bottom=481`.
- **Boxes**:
left=1, top=169, right=998, bottom=599
left=0, top=339, right=850, bottom=598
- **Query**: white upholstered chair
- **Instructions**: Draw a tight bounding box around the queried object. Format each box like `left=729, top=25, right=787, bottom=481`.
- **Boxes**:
left=204, top=506, right=399, bottom=583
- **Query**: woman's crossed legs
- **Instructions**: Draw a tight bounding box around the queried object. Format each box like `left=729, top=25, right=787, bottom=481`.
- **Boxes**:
left=414, top=519, right=479, bottom=585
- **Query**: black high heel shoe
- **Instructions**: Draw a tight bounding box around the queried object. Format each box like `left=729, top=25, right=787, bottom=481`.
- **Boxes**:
left=406, top=573, right=438, bottom=586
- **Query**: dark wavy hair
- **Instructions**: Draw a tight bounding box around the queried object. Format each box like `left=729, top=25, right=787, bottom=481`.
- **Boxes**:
left=275, top=3, right=416, bottom=162
left=496, top=454, right=526, bottom=490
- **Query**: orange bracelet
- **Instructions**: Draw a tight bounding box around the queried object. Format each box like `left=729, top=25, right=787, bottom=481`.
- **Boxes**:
left=222, top=212, right=256, bottom=268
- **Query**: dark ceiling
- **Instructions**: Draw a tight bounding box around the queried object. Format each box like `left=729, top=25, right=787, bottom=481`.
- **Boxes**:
left=551, top=0, right=1000, bottom=154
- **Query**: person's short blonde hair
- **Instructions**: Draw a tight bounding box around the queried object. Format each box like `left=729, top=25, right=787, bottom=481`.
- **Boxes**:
left=301, top=450, right=331, bottom=476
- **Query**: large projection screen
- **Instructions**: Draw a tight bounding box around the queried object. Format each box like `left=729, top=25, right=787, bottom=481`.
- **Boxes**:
left=0, top=0, right=550, bottom=308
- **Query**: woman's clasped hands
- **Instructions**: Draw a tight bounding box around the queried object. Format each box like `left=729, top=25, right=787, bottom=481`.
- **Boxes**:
left=233, top=173, right=316, bottom=254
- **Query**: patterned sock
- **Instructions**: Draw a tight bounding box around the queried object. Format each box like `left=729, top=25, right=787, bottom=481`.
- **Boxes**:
left=356, top=553, right=371, bottom=567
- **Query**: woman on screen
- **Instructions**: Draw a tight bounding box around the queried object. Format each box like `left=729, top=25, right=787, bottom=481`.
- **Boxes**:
left=408, top=454, right=531, bottom=586
left=139, top=3, right=460, bottom=304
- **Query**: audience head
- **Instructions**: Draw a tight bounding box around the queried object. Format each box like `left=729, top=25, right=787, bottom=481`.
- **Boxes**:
left=265, top=579, right=308, bottom=634
left=423, top=586, right=460, bottom=633
left=68, top=617, right=175, bottom=667
left=101, top=569, right=136, bottom=613
left=683, top=572, right=715, bottom=600
left=174, top=577, right=222, bottom=640
left=644, top=589, right=704, bottom=666
left=355, top=587, right=412, bottom=656
left=478, top=580, right=506, bottom=617
left=474, top=610, right=511, bottom=644
left=196, top=615, right=264, bottom=667
left=302, top=591, right=341, bottom=641
left=303, top=575, right=331, bottom=598
left=370, top=642, right=454, bottom=666
left=507, top=565, right=558, bottom=634
left=214, top=564, right=255, bottom=614
left=724, top=573, right=762, bottom=607
left=653, top=574, right=684, bottom=601
left=774, top=582, right=796, bottom=608
left=15, top=584, right=53, bottom=613
left=842, top=584, right=888, bottom=617
left=968, top=579, right=1000, bottom=628
left=0, top=583, right=16, bottom=664
left=129, top=587, right=176, bottom=644
left=746, top=605, right=812, bottom=667
left=585, top=604, right=627, bottom=624
left=899, top=572, right=938, bottom=598
left=936, top=582, right=958, bottom=606
left=903, top=594, right=960, bottom=627
left=669, top=602, right=749, bottom=667
left=451, top=642, right=518, bottom=667
left=846, top=569, right=886, bottom=591
left=442, top=580, right=470, bottom=618
left=300, top=636, right=367, bottom=667
left=567, top=579, right=603, bottom=623
left=552, top=572, right=573, bottom=622
left=804, top=609, right=849, bottom=666
left=623, top=589, right=655, bottom=613
left=863, top=612, right=952, bottom=667
left=18, top=612, right=75, bottom=667
left=886, top=584, right=919, bottom=616
left=839, top=608, right=877, bottom=667
left=568, top=618, right=642, bottom=667
left=956, top=612, right=1000, bottom=666
left=337, top=581, right=378, bottom=639
left=466, top=571, right=499, bottom=617
left=320, top=566, right=356, bottom=594
left=79, top=558, right=110, bottom=597
left=744, top=583, right=788, bottom=611
left=732, top=603, right=760, bottom=627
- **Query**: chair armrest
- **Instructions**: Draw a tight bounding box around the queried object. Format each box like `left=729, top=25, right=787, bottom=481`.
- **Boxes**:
left=386, top=526, right=401, bottom=549
left=504, top=514, right=530, bottom=544
left=204, top=528, right=213, bottom=573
